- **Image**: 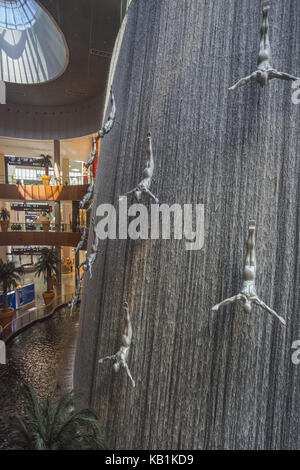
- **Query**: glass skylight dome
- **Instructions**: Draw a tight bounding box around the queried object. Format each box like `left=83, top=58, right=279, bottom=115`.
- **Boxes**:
left=0, top=0, right=69, bottom=84
left=0, top=0, right=38, bottom=31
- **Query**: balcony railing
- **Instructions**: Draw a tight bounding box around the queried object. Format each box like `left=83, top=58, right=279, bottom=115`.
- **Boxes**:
left=0, top=175, right=90, bottom=186
left=0, top=293, right=75, bottom=344
left=1, top=223, right=78, bottom=232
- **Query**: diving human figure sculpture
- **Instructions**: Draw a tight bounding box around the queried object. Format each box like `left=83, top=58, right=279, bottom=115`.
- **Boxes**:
left=229, top=3, right=300, bottom=91
left=98, top=302, right=135, bottom=387
left=120, top=132, right=159, bottom=203
left=212, top=221, right=286, bottom=325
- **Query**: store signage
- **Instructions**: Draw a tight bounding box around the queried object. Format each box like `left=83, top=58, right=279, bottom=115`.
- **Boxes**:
left=9, top=248, right=47, bottom=255
left=11, top=203, right=51, bottom=212
left=6, top=156, right=45, bottom=167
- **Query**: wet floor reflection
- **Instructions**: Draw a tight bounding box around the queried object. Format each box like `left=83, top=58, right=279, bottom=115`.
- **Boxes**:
left=0, top=306, right=79, bottom=448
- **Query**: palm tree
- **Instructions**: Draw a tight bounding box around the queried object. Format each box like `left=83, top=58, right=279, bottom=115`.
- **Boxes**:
left=40, top=154, right=52, bottom=176
left=0, top=208, right=10, bottom=221
left=34, top=248, right=59, bottom=293
left=0, top=260, right=24, bottom=312
left=0, top=208, right=10, bottom=232
left=0, top=382, right=106, bottom=450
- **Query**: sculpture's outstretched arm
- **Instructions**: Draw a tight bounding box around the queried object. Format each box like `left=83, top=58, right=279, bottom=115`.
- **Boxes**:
left=229, top=72, right=257, bottom=91
left=123, top=362, right=135, bottom=387
left=254, top=298, right=286, bottom=325
left=212, top=295, right=240, bottom=311
left=85, top=201, right=93, bottom=213
left=269, top=70, right=300, bottom=81
left=120, top=188, right=137, bottom=199
left=143, top=187, right=159, bottom=203
left=98, top=354, right=117, bottom=364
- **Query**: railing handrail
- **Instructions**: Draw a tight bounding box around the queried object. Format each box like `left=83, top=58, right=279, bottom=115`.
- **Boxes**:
left=0, top=293, right=75, bottom=344
left=0, top=222, right=76, bottom=233
left=0, top=175, right=91, bottom=186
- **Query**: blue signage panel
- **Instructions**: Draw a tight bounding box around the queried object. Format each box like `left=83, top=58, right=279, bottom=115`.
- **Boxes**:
left=0, top=283, right=35, bottom=310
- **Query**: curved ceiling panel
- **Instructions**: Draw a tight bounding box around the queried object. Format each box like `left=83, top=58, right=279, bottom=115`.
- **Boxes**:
left=0, top=0, right=68, bottom=84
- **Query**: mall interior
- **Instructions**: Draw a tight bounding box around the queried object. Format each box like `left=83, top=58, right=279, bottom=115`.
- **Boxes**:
left=2, top=0, right=299, bottom=452
left=0, top=0, right=126, bottom=315
left=0, top=0, right=130, bottom=448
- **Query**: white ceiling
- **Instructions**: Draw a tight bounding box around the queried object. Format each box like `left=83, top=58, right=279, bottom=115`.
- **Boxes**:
left=0, top=134, right=93, bottom=161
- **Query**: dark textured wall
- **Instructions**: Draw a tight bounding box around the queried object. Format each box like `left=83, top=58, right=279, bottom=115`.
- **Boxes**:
left=74, top=0, right=300, bottom=449
left=0, top=95, right=104, bottom=140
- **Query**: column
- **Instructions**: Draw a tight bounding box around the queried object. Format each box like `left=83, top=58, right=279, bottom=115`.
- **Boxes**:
left=53, top=140, right=61, bottom=183
left=62, top=157, right=69, bottom=185
left=72, top=201, right=79, bottom=232
left=0, top=153, right=5, bottom=184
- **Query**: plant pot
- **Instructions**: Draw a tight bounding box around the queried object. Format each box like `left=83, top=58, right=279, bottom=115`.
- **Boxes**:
left=42, top=290, right=55, bottom=305
left=0, top=307, right=15, bottom=328
left=42, top=175, right=51, bottom=186
left=0, top=221, right=9, bottom=232
left=42, top=221, right=50, bottom=232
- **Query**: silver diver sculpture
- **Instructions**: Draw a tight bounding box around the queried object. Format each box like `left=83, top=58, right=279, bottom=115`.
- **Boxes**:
left=68, top=266, right=84, bottom=315
left=69, top=87, right=116, bottom=315
left=85, top=222, right=101, bottom=278
left=98, top=301, right=135, bottom=387
left=79, top=174, right=94, bottom=212
left=120, top=132, right=159, bottom=203
left=229, top=2, right=300, bottom=91
left=85, top=87, right=116, bottom=172
left=212, top=221, right=286, bottom=325
left=75, top=222, right=87, bottom=255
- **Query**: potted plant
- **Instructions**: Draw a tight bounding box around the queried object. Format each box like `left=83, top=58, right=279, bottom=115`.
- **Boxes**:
left=0, top=381, right=106, bottom=450
left=0, top=208, right=10, bottom=232
left=40, top=211, right=50, bottom=232
left=0, top=259, right=24, bottom=328
left=40, top=154, right=52, bottom=186
left=34, top=248, right=59, bottom=305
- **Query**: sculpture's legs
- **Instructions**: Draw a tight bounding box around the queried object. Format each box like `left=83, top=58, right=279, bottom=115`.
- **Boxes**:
left=146, top=132, right=154, bottom=174
left=258, top=3, right=271, bottom=65
left=270, top=70, right=300, bottom=81
left=98, top=355, right=117, bottom=364
left=246, top=220, right=256, bottom=267
left=143, top=188, right=159, bottom=203
left=98, top=87, right=116, bottom=138
left=120, top=188, right=137, bottom=199
left=85, top=137, right=97, bottom=171
left=228, top=73, right=256, bottom=91
left=122, top=302, right=132, bottom=347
